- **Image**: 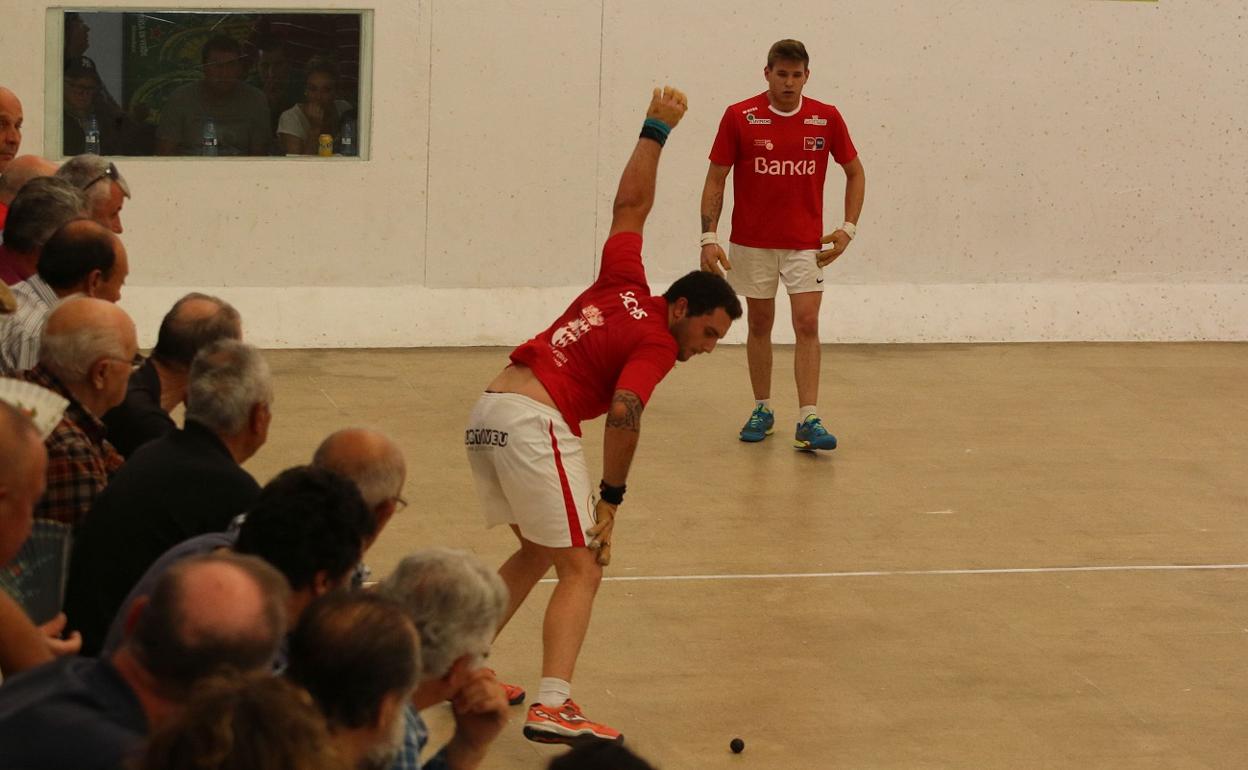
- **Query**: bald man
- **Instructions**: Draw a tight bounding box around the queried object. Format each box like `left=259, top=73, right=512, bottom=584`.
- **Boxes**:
left=1, top=219, right=129, bottom=375
left=312, top=427, right=407, bottom=544
left=20, top=297, right=134, bottom=528
left=0, top=551, right=289, bottom=770
left=0, top=155, right=57, bottom=231
left=104, top=293, right=241, bottom=458
left=0, top=87, right=22, bottom=175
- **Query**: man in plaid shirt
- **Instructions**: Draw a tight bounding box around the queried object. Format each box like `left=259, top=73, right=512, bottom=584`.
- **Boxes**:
left=17, top=297, right=135, bottom=527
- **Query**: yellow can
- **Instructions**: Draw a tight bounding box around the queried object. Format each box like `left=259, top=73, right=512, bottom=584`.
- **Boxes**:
left=318, top=134, right=333, bottom=157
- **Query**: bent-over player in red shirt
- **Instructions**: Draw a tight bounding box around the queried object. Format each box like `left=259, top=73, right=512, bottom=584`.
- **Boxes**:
left=465, top=86, right=742, bottom=745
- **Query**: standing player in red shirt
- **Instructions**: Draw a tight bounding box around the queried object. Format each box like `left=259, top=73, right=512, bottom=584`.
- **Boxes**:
left=465, top=86, right=742, bottom=745
left=699, top=39, right=866, bottom=451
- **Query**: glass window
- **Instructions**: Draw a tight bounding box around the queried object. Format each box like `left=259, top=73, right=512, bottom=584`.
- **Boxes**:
left=56, top=10, right=369, bottom=158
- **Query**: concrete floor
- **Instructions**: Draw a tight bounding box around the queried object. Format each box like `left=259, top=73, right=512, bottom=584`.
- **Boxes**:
left=245, top=343, right=1248, bottom=769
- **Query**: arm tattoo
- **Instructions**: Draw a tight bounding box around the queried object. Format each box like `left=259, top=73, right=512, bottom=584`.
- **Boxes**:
left=606, top=390, right=643, bottom=432
left=700, top=193, right=723, bottom=233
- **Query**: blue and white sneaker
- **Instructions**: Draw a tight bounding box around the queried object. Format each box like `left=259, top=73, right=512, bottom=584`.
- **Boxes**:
left=793, top=415, right=837, bottom=451
left=738, top=405, right=775, bottom=442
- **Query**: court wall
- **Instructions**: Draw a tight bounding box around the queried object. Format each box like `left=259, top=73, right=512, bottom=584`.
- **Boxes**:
left=3, top=0, right=1245, bottom=346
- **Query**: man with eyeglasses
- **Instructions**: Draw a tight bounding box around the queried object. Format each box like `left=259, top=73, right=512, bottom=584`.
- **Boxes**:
left=18, top=297, right=134, bottom=530
left=55, top=155, right=131, bottom=235
left=1, top=220, right=128, bottom=375
left=65, top=339, right=271, bottom=656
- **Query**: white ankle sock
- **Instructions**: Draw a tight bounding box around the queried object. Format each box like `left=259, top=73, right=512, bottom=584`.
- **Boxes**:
left=537, top=677, right=571, bottom=706
left=799, top=405, right=818, bottom=422
left=756, top=399, right=771, bottom=411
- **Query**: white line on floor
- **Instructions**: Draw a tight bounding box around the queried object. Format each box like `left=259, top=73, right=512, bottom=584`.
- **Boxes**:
left=537, top=563, right=1248, bottom=584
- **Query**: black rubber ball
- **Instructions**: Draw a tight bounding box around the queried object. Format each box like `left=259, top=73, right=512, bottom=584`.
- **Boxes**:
left=730, top=738, right=745, bottom=754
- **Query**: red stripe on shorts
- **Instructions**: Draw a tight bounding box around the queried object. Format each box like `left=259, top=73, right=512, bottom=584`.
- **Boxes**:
left=548, top=420, right=586, bottom=548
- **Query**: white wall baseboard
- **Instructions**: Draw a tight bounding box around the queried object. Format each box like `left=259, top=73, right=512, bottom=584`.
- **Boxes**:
left=119, top=283, right=1248, bottom=349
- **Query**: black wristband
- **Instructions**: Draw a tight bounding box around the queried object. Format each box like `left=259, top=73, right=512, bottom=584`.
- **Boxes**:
left=639, top=125, right=667, bottom=147
left=599, top=480, right=626, bottom=505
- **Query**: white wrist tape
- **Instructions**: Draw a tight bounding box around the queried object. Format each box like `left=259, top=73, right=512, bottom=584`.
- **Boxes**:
left=839, top=221, right=857, bottom=240
left=700, top=231, right=718, bottom=247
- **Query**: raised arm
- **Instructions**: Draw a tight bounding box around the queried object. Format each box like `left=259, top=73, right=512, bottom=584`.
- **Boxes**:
left=607, top=86, right=688, bottom=238
left=698, top=162, right=732, bottom=276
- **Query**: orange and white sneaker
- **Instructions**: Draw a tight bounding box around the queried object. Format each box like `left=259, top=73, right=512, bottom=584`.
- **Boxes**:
left=523, top=699, right=623, bottom=744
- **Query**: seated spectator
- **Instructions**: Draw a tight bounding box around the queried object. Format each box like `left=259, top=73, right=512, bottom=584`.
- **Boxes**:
left=0, top=219, right=128, bottom=374
left=62, top=62, right=122, bottom=157
left=103, top=292, right=242, bottom=457
left=278, top=57, right=352, bottom=156
left=156, top=35, right=271, bottom=157
left=139, top=671, right=348, bottom=770
left=100, top=465, right=375, bottom=660
left=249, top=34, right=302, bottom=137
left=287, top=592, right=421, bottom=770
left=379, top=549, right=511, bottom=770
left=55, top=154, right=131, bottom=234
left=0, top=402, right=80, bottom=676
left=0, top=551, right=289, bottom=770
left=312, top=427, right=407, bottom=554
left=65, top=339, right=270, bottom=655
left=0, top=86, right=22, bottom=175
left=548, top=743, right=658, bottom=770
left=0, top=177, right=87, bottom=285
left=0, top=155, right=58, bottom=231
left=20, top=297, right=133, bottom=527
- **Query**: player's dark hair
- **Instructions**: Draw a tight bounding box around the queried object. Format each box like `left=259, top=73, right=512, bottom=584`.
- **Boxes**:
left=663, top=271, right=742, bottom=320
left=38, top=220, right=117, bottom=290
left=235, top=466, right=375, bottom=591
left=153, top=293, right=242, bottom=368
left=548, top=742, right=657, bottom=770
left=202, top=34, right=243, bottom=65
left=287, top=592, right=419, bottom=730
left=767, top=39, right=810, bottom=69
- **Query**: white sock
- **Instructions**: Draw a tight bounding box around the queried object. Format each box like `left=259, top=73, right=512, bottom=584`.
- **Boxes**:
left=799, top=405, right=818, bottom=422
left=537, top=677, right=571, bottom=707
left=756, top=399, right=771, bottom=411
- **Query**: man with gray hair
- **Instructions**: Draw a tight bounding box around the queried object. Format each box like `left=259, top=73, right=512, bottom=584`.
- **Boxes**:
left=0, top=219, right=129, bottom=375
left=104, top=292, right=241, bottom=457
left=54, top=155, right=131, bottom=234
left=65, top=338, right=270, bottom=655
left=0, top=551, right=289, bottom=770
left=380, top=548, right=511, bottom=770
left=18, top=296, right=134, bottom=528
left=0, top=177, right=87, bottom=285
left=0, top=155, right=58, bottom=231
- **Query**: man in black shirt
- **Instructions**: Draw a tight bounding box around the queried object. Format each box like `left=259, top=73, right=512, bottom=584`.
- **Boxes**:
left=103, top=292, right=241, bottom=458
left=64, top=339, right=272, bottom=655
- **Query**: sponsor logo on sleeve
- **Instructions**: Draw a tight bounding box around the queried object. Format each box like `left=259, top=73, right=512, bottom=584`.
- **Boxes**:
left=745, top=113, right=772, bottom=125
left=619, top=291, right=648, bottom=320
left=803, top=137, right=826, bottom=151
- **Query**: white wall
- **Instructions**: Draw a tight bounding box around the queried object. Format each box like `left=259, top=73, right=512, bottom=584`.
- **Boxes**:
left=2, top=0, right=1244, bottom=346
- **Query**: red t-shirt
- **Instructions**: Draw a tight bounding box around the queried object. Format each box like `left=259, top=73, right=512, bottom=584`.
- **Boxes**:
left=510, top=232, right=677, bottom=436
left=709, top=93, right=857, bottom=250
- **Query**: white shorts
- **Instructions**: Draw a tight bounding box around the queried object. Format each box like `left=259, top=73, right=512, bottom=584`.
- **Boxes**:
left=465, top=392, right=595, bottom=549
left=727, top=242, right=824, bottom=298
